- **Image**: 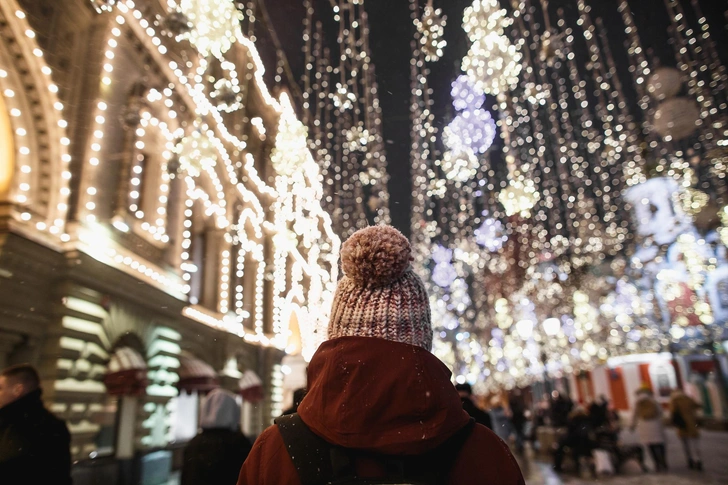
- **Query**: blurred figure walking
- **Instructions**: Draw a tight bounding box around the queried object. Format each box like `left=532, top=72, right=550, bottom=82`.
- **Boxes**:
left=0, top=364, right=71, bottom=485
left=181, top=388, right=252, bottom=485
left=490, top=396, right=514, bottom=444
left=455, top=383, right=492, bottom=429
left=631, top=386, right=667, bottom=472
left=670, top=388, right=702, bottom=471
left=553, top=406, right=594, bottom=476
left=509, top=390, right=527, bottom=454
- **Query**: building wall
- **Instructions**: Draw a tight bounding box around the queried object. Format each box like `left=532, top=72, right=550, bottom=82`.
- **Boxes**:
left=0, top=0, right=339, bottom=474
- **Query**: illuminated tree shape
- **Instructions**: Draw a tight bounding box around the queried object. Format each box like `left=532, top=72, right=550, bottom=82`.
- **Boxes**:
left=271, top=109, right=309, bottom=176
left=177, top=0, right=243, bottom=58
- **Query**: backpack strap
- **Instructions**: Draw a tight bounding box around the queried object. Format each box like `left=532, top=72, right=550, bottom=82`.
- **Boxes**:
left=275, top=414, right=475, bottom=485
left=275, top=413, right=333, bottom=485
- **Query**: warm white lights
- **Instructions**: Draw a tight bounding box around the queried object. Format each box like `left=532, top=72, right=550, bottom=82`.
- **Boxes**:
left=176, top=0, right=243, bottom=58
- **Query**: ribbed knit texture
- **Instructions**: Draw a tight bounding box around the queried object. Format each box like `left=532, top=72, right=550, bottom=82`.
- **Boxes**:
left=327, top=226, right=433, bottom=351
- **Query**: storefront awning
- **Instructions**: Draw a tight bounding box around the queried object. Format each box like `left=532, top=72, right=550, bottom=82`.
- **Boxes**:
left=103, top=347, right=148, bottom=396
left=177, top=355, right=219, bottom=394
left=239, top=370, right=264, bottom=403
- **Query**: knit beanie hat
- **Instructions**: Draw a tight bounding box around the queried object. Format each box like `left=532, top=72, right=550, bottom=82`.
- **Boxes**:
left=328, top=225, right=433, bottom=350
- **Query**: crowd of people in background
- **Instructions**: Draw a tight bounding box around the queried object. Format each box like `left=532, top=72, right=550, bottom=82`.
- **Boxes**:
left=452, top=383, right=706, bottom=479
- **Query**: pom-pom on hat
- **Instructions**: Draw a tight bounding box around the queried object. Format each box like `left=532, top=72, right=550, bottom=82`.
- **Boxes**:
left=328, top=225, right=433, bottom=350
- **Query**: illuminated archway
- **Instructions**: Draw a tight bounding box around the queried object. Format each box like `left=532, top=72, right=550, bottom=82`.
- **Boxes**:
left=0, top=93, right=13, bottom=196
left=0, top=0, right=71, bottom=237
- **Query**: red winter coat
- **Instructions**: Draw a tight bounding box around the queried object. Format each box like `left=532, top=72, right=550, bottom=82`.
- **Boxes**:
left=238, top=336, right=524, bottom=485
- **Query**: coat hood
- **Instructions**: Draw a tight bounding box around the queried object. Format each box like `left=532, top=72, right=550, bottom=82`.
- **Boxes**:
left=200, top=388, right=240, bottom=431
left=297, top=336, right=470, bottom=455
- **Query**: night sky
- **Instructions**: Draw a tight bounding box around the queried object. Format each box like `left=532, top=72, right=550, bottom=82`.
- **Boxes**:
left=263, top=0, right=728, bottom=237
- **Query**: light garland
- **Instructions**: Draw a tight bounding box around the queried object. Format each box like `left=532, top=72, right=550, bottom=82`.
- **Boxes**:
left=451, top=74, right=485, bottom=112
left=270, top=105, right=310, bottom=176
left=413, top=4, right=447, bottom=63
left=462, top=32, right=522, bottom=96
left=499, top=174, right=540, bottom=217
left=439, top=149, right=479, bottom=183
left=474, top=217, right=507, bottom=252
left=442, top=109, right=496, bottom=154
left=9, top=0, right=343, bottom=360
left=176, top=0, right=243, bottom=58
left=0, top=3, right=72, bottom=241
left=461, top=0, right=522, bottom=96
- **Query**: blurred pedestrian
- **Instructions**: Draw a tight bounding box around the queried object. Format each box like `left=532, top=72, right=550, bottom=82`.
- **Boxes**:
left=182, top=388, right=252, bottom=485
left=630, top=386, right=667, bottom=472
left=281, top=388, right=307, bottom=416
left=238, top=226, right=524, bottom=485
left=550, top=391, right=573, bottom=428
left=589, top=395, right=609, bottom=430
left=510, top=390, right=527, bottom=454
left=670, top=388, right=702, bottom=471
left=553, top=406, right=594, bottom=476
left=490, top=396, right=514, bottom=444
left=0, top=364, right=71, bottom=485
left=455, top=383, right=492, bottom=429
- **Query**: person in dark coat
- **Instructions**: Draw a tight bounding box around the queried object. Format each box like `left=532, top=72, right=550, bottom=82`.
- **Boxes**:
left=0, top=364, right=71, bottom=485
left=238, top=226, right=524, bottom=485
left=281, top=388, right=307, bottom=416
left=181, top=388, right=252, bottom=485
left=550, top=391, right=574, bottom=428
left=510, top=390, right=527, bottom=454
left=553, top=406, right=595, bottom=475
left=589, top=395, right=610, bottom=430
left=455, top=383, right=493, bottom=429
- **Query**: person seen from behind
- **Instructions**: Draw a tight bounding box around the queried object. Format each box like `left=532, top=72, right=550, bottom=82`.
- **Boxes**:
left=0, top=364, right=71, bottom=485
left=553, top=406, right=594, bottom=476
left=670, top=388, right=702, bottom=471
left=489, top=396, right=514, bottom=444
left=455, top=383, right=492, bottom=430
left=281, top=387, right=307, bottom=416
left=181, top=388, right=252, bottom=485
left=238, top=225, right=524, bottom=484
left=630, top=385, right=667, bottom=472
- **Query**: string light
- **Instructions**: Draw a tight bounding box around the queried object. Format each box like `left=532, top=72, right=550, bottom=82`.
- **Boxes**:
left=413, top=4, right=447, bottom=62
left=176, top=0, right=243, bottom=57
left=0, top=5, right=71, bottom=240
